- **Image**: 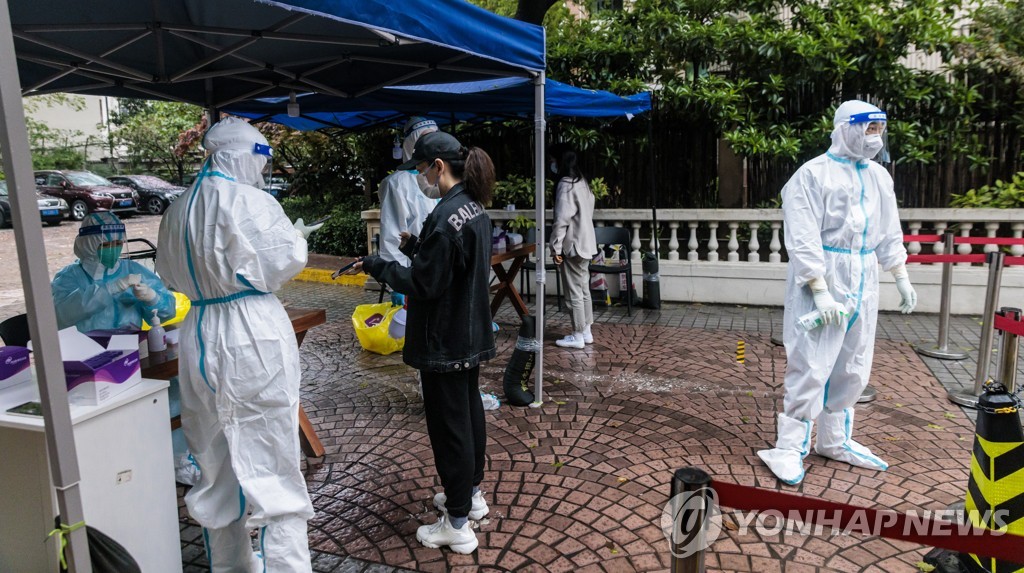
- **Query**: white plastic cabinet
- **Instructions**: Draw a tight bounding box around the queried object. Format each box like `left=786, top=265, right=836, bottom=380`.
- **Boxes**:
left=0, top=378, right=182, bottom=572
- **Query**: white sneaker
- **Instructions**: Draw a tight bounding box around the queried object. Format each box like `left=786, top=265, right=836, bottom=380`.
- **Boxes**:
left=555, top=333, right=585, bottom=349
left=582, top=328, right=594, bottom=344
left=433, top=490, right=489, bottom=520
left=416, top=512, right=479, bottom=554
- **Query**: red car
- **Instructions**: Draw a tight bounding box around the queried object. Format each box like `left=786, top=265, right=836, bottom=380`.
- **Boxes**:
left=34, top=170, right=138, bottom=221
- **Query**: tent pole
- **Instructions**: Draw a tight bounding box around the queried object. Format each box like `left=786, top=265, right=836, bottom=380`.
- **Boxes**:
left=0, top=0, right=91, bottom=569
left=531, top=71, right=545, bottom=408
left=648, top=94, right=659, bottom=257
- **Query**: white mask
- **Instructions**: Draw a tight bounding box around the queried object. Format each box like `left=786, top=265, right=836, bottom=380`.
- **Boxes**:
left=863, top=134, right=884, bottom=159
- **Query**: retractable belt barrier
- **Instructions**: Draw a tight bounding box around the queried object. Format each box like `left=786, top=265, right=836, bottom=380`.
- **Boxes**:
left=666, top=468, right=1024, bottom=573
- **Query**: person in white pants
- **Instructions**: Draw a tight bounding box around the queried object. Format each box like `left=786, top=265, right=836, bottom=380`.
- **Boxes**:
left=758, top=100, right=918, bottom=485
left=549, top=143, right=597, bottom=349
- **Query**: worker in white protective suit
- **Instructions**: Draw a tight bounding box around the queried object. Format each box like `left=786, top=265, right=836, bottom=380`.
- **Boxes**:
left=156, top=117, right=322, bottom=572
left=377, top=116, right=440, bottom=266
left=52, top=211, right=176, bottom=332
left=758, top=100, right=918, bottom=485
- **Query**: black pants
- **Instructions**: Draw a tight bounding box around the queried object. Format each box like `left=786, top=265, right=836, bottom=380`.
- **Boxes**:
left=420, top=366, right=486, bottom=518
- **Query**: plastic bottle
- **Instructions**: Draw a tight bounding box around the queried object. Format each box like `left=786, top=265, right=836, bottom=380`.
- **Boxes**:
left=148, top=309, right=167, bottom=352
left=797, top=309, right=825, bottom=331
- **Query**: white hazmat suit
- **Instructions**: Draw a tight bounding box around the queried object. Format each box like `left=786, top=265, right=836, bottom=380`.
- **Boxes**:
left=758, top=101, right=917, bottom=485
left=377, top=116, right=440, bottom=266
left=156, top=117, right=314, bottom=571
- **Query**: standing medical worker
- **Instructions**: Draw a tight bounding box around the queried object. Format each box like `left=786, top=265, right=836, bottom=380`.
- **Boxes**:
left=157, top=117, right=321, bottom=571
left=758, top=101, right=918, bottom=485
left=377, top=116, right=440, bottom=266
left=52, top=211, right=175, bottom=332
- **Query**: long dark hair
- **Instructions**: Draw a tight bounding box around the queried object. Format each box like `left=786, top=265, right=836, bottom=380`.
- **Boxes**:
left=447, top=146, right=495, bottom=206
left=549, top=142, right=585, bottom=185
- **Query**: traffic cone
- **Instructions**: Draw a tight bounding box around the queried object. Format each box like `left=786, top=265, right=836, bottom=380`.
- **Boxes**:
left=961, top=383, right=1024, bottom=573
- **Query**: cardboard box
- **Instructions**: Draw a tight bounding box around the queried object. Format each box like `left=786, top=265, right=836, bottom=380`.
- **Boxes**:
left=57, top=327, right=142, bottom=406
left=0, top=346, right=31, bottom=392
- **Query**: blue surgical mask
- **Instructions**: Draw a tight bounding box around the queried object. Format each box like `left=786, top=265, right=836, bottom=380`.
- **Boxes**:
left=550, top=161, right=558, bottom=175
left=97, top=245, right=122, bottom=269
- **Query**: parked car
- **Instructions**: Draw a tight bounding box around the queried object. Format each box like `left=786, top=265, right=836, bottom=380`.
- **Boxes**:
left=108, top=175, right=186, bottom=215
left=263, top=176, right=291, bottom=199
left=0, top=180, right=69, bottom=227
left=34, top=170, right=139, bottom=221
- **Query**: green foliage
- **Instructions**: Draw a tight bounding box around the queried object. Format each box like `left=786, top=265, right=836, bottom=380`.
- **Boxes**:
left=589, top=176, right=610, bottom=201
left=494, top=174, right=536, bottom=207
left=951, top=174, right=1024, bottom=208
left=113, top=100, right=204, bottom=184
left=506, top=214, right=536, bottom=233
left=279, top=195, right=369, bottom=257
left=547, top=0, right=988, bottom=170
left=492, top=174, right=554, bottom=209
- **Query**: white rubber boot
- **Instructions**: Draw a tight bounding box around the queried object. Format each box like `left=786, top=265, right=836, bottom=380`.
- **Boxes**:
left=757, top=413, right=813, bottom=485
left=815, top=407, right=888, bottom=471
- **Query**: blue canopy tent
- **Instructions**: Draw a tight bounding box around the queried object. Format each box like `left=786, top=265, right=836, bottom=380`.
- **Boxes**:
left=0, top=0, right=546, bottom=569
left=225, top=77, right=652, bottom=131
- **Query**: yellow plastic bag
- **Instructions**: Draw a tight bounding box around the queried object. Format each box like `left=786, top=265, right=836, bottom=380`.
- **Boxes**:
left=142, top=292, right=192, bottom=331
left=351, top=302, right=404, bottom=355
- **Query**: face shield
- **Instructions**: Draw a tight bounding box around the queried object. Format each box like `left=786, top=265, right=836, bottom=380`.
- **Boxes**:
left=254, top=142, right=274, bottom=189
left=847, top=110, right=889, bottom=163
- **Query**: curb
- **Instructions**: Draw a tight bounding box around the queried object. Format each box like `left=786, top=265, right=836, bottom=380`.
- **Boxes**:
left=294, top=267, right=368, bottom=287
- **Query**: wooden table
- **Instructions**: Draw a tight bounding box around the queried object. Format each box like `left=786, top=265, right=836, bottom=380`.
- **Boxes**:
left=142, top=307, right=328, bottom=458
left=490, top=243, right=535, bottom=319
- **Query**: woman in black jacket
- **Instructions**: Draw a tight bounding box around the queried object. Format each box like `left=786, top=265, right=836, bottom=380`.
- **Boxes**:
left=355, top=131, right=495, bottom=554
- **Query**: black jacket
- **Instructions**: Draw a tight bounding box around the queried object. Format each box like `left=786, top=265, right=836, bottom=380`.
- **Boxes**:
left=363, top=183, right=496, bottom=373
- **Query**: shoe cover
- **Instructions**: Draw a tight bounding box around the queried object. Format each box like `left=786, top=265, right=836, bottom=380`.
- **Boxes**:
left=757, top=413, right=813, bottom=485
left=258, top=517, right=313, bottom=573
left=204, top=522, right=260, bottom=573
left=814, top=408, right=888, bottom=470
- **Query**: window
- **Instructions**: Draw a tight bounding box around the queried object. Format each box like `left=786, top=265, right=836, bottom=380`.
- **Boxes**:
left=46, top=174, right=65, bottom=187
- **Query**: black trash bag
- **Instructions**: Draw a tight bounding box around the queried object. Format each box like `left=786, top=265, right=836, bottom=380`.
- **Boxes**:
left=56, top=516, right=141, bottom=573
left=502, top=316, right=537, bottom=407
left=642, top=252, right=661, bottom=310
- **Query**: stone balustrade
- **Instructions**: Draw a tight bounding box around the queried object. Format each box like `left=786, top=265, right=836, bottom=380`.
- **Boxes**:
left=361, top=208, right=1024, bottom=314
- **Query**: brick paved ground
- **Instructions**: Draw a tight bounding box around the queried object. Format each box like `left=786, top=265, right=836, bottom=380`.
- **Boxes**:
left=176, top=277, right=996, bottom=573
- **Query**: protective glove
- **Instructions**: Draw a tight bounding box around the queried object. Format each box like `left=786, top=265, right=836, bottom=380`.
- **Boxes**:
left=132, top=283, right=157, bottom=303
left=808, top=277, right=846, bottom=326
left=107, top=276, right=132, bottom=295
left=891, top=265, right=917, bottom=314
left=293, top=218, right=324, bottom=240
left=391, top=292, right=406, bottom=307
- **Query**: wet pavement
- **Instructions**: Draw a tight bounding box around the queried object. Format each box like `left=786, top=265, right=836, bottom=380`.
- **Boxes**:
left=175, top=276, right=1000, bottom=573
left=0, top=219, right=1005, bottom=572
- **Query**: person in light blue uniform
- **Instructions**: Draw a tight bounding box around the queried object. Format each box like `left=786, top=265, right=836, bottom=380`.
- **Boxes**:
left=52, top=211, right=175, bottom=332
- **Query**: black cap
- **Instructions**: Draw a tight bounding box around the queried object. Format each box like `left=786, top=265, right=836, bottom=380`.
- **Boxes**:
left=397, top=131, right=465, bottom=171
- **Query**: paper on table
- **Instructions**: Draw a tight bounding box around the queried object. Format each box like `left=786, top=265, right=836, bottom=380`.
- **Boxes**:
left=28, top=327, right=107, bottom=361
left=106, top=335, right=139, bottom=351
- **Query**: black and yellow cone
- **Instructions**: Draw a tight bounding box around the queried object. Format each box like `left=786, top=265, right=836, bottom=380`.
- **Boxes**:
left=961, top=384, right=1024, bottom=573
left=736, top=340, right=746, bottom=364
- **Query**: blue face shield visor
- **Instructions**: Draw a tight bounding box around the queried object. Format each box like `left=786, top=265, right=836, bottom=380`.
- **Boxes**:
left=254, top=142, right=274, bottom=188
left=848, top=111, right=890, bottom=163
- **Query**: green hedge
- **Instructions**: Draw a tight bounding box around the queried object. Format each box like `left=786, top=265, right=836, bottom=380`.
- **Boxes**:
left=279, top=195, right=368, bottom=257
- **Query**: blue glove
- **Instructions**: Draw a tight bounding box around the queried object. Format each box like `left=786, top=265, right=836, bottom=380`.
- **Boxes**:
left=391, top=292, right=405, bottom=307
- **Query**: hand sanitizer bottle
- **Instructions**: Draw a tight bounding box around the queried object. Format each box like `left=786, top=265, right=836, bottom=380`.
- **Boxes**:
left=797, top=309, right=825, bottom=331
left=148, top=309, right=167, bottom=352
